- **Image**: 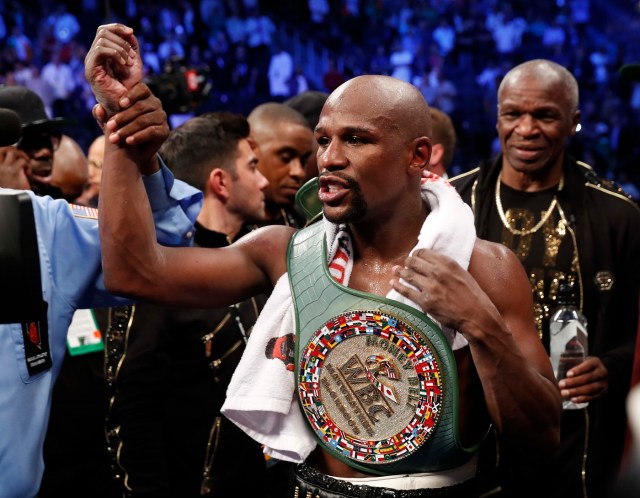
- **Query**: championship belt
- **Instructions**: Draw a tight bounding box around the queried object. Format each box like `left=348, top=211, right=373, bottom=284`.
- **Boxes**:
left=288, top=223, right=477, bottom=475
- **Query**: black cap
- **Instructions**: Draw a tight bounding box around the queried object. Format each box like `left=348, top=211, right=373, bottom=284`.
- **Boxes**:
left=284, top=90, right=329, bottom=130
left=619, top=63, right=640, bottom=82
left=0, top=86, right=69, bottom=131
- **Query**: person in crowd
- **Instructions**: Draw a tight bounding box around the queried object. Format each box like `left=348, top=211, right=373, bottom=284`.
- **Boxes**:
left=40, top=48, right=76, bottom=118
left=87, top=24, right=561, bottom=498
left=74, top=134, right=104, bottom=207
left=50, top=134, right=89, bottom=202
left=427, top=107, right=457, bottom=179
left=247, top=101, right=314, bottom=228
left=322, top=57, right=346, bottom=93
left=450, top=58, right=640, bottom=498
left=284, top=89, right=329, bottom=184
left=267, top=42, right=294, bottom=101
left=104, top=112, right=271, bottom=498
left=40, top=135, right=114, bottom=498
left=246, top=99, right=317, bottom=492
left=0, top=86, right=69, bottom=198
left=0, top=77, right=201, bottom=498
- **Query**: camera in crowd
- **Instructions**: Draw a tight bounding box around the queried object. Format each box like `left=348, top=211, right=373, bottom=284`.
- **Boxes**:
left=145, top=56, right=212, bottom=115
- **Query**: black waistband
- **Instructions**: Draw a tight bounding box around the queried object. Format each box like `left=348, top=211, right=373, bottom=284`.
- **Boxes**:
left=291, top=463, right=478, bottom=498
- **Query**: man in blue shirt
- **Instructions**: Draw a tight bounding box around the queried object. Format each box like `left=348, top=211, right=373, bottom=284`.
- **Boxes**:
left=0, top=87, right=202, bottom=497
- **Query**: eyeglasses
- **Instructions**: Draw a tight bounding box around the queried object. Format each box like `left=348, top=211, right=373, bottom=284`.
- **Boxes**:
left=16, top=130, right=61, bottom=152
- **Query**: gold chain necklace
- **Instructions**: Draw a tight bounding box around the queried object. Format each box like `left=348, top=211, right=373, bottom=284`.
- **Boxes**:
left=495, top=172, right=564, bottom=236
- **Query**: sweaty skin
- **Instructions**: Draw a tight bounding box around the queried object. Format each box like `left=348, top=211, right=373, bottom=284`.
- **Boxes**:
left=86, top=24, right=561, bottom=479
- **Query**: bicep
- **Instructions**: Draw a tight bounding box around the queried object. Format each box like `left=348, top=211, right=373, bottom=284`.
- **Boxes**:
left=476, top=244, right=555, bottom=381
left=136, top=226, right=291, bottom=309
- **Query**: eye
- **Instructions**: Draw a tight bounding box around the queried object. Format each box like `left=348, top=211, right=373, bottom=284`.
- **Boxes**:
left=533, top=111, right=557, bottom=123
left=317, top=136, right=329, bottom=147
left=347, top=135, right=363, bottom=145
left=500, top=111, right=520, bottom=120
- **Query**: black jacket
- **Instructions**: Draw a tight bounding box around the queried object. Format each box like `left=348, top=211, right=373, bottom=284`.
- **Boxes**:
left=450, top=155, right=640, bottom=498
left=105, top=223, right=268, bottom=498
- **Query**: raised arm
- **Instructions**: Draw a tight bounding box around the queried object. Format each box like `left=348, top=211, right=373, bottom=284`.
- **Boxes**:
left=391, top=240, right=562, bottom=458
left=85, top=24, right=292, bottom=308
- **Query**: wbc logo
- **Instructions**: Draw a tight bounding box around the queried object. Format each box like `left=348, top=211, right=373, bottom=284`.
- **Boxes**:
left=299, top=310, right=444, bottom=465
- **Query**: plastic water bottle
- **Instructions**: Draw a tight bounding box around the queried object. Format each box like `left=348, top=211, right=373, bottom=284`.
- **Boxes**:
left=549, top=278, right=588, bottom=410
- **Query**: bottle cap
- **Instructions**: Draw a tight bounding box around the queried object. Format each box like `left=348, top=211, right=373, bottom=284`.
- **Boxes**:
left=556, top=278, right=576, bottom=307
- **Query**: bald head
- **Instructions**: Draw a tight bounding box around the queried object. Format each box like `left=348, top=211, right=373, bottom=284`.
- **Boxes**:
left=88, top=135, right=106, bottom=164
left=315, top=75, right=433, bottom=225
left=325, top=75, right=432, bottom=141
left=247, top=102, right=314, bottom=210
left=499, top=59, right=579, bottom=113
left=83, top=134, right=106, bottom=202
left=51, top=135, right=88, bottom=202
left=248, top=102, right=310, bottom=135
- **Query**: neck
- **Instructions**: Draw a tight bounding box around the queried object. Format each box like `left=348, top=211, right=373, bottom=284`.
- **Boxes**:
left=500, top=160, right=564, bottom=192
left=349, top=198, right=428, bottom=263
left=197, top=197, right=243, bottom=241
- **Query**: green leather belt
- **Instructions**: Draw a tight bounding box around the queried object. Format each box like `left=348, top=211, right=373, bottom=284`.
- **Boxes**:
left=288, top=222, right=480, bottom=475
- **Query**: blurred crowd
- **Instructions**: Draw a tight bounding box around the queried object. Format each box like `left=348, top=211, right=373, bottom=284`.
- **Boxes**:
left=0, top=0, right=639, bottom=195
left=1, top=3, right=640, bottom=497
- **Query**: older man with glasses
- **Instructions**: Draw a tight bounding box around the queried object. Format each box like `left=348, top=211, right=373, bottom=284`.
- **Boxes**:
left=0, top=85, right=70, bottom=197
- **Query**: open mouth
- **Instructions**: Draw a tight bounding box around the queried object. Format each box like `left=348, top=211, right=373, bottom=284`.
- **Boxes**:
left=318, top=176, right=350, bottom=204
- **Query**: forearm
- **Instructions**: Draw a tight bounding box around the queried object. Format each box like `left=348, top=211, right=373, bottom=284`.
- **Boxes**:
left=99, top=139, right=161, bottom=297
left=463, top=310, right=561, bottom=457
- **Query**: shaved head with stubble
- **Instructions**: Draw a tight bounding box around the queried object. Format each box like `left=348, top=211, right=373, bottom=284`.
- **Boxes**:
left=316, top=75, right=433, bottom=224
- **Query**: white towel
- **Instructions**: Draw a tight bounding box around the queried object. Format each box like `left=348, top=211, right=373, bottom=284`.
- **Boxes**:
left=221, top=172, right=476, bottom=463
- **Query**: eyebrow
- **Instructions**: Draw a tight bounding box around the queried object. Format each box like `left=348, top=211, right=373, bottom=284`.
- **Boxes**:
left=315, top=125, right=374, bottom=136
left=277, top=145, right=306, bottom=155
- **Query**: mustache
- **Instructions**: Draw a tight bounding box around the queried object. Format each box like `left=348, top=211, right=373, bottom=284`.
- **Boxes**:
left=319, top=171, right=359, bottom=189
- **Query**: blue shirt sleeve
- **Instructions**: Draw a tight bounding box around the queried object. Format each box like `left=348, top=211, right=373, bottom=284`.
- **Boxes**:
left=143, top=158, right=203, bottom=247
left=30, top=160, right=203, bottom=310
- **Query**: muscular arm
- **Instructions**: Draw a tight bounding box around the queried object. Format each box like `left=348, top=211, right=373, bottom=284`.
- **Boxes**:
left=87, top=23, right=291, bottom=307
left=100, top=137, right=291, bottom=307
left=463, top=241, right=561, bottom=456
left=392, top=240, right=561, bottom=458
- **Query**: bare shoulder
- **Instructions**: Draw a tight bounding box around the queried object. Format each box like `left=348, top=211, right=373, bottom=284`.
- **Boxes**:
left=468, top=238, right=530, bottom=305
left=470, top=237, right=519, bottom=266
left=234, top=224, right=297, bottom=283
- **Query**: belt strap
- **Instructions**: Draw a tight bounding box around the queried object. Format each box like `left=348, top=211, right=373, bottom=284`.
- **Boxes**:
left=292, top=463, right=478, bottom=498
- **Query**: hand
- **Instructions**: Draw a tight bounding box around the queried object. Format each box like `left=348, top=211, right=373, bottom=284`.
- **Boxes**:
left=390, top=248, right=489, bottom=332
left=0, top=146, right=30, bottom=190
left=101, top=82, right=170, bottom=171
left=84, top=23, right=142, bottom=117
left=558, top=356, right=608, bottom=404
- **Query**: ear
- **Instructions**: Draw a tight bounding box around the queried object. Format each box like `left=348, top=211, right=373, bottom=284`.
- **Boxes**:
left=429, top=143, right=444, bottom=167
left=209, top=168, right=231, bottom=201
left=570, top=110, right=581, bottom=136
left=408, top=137, right=432, bottom=176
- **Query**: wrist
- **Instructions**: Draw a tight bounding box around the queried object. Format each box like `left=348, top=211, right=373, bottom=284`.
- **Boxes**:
left=139, top=155, right=160, bottom=176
